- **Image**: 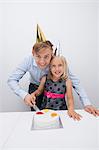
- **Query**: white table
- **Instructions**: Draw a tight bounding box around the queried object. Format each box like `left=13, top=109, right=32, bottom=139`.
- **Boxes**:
left=0, top=110, right=99, bottom=150
left=0, top=112, right=21, bottom=149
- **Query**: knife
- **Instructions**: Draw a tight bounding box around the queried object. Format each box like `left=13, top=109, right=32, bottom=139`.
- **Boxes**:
left=32, top=104, right=40, bottom=111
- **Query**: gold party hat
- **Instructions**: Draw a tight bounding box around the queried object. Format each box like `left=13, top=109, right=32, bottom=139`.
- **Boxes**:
left=36, top=24, right=46, bottom=43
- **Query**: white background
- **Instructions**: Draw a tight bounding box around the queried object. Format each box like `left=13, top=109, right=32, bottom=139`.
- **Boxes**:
left=0, top=0, right=99, bottom=112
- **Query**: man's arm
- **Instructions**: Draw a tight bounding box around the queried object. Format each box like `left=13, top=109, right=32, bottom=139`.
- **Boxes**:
left=7, top=56, right=30, bottom=100
left=68, top=68, right=99, bottom=116
left=68, top=68, right=91, bottom=106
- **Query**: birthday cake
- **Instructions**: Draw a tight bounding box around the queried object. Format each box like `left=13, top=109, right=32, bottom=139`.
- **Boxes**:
left=33, top=109, right=60, bottom=129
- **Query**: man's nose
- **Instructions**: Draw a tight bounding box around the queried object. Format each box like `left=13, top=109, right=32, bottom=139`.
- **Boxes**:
left=39, top=58, right=45, bottom=63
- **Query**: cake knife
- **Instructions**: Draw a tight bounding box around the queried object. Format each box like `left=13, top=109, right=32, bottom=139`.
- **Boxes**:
left=33, top=104, right=40, bottom=111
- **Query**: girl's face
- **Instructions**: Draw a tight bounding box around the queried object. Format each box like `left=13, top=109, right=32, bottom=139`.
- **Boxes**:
left=33, top=48, right=52, bottom=69
left=50, top=57, right=64, bottom=80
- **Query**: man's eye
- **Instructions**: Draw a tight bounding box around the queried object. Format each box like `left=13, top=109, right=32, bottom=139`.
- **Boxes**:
left=36, top=55, right=40, bottom=58
left=44, top=55, right=49, bottom=59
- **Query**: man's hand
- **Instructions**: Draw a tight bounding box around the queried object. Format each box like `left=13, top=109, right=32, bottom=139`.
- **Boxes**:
left=84, top=105, right=99, bottom=116
left=24, top=94, right=36, bottom=107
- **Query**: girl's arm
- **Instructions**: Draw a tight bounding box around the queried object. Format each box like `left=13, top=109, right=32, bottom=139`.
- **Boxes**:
left=66, top=79, right=82, bottom=121
left=66, top=79, right=74, bottom=110
left=31, top=76, right=46, bottom=98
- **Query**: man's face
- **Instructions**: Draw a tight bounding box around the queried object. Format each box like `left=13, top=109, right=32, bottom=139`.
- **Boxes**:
left=33, top=48, right=52, bottom=69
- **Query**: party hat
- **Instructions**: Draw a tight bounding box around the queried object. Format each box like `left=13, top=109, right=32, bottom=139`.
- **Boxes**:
left=54, top=41, right=62, bottom=56
left=36, top=24, right=46, bottom=43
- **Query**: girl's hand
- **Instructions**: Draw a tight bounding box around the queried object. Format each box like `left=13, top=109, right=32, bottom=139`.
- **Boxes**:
left=24, top=94, right=36, bottom=107
left=31, top=92, right=36, bottom=101
left=67, top=109, right=82, bottom=121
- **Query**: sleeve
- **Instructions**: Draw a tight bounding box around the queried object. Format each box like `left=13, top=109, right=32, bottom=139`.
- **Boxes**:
left=7, top=55, right=31, bottom=100
left=68, top=67, right=91, bottom=106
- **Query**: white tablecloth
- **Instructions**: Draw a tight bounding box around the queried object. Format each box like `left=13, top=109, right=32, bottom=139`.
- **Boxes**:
left=0, top=110, right=99, bottom=150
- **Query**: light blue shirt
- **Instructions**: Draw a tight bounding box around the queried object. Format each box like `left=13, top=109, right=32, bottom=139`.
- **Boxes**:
left=7, top=54, right=91, bottom=106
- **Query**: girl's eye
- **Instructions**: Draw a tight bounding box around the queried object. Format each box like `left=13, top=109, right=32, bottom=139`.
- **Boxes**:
left=51, top=65, right=55, bottom=68
left=59, top=64, right=62, bottom=67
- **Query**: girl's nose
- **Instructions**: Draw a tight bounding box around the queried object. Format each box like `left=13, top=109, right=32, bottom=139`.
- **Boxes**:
left=55, top=66, right=59, bottom=71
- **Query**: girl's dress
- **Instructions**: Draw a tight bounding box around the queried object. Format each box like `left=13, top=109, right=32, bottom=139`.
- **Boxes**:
left=42, top=78, right=67, bottom=110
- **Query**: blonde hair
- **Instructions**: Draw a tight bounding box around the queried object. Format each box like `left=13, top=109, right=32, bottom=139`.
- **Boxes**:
left=48, top=55, right=68, bottom=81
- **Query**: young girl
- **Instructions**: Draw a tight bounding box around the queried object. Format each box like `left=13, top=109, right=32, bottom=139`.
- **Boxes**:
left=31, top=56, right=82, bottom=120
